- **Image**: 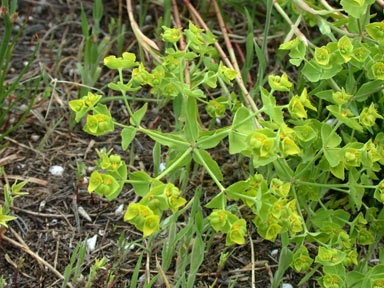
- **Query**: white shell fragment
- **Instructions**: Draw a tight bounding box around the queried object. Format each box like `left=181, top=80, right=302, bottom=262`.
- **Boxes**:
left=31, top=134, right=40, bottom=141
left=87, top=235, right=98, bottom=252
left=49, top=165, right=64, bottom=176
left=78, top=206, right=92, bottom=222
left=159, top=162, right=166, bottom=172
left=271, top=249, right=279, bottom=257
left=39, top=200, right=46, bottom=212
left=282, top=284, right=293, bottom=288
left=115, top=204, right=125, bottom=216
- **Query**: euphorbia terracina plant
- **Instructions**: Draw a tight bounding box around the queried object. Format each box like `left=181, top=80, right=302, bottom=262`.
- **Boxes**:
left=70, top=9, right=384, bottom=287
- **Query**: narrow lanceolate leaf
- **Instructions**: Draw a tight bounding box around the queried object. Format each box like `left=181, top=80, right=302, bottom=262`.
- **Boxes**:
left=184, top=96, right=200, bottom=142
left=193, top=149, right=223, bottom=181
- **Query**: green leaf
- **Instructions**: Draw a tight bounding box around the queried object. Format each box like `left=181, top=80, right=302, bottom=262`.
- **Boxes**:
left=349, top=169, right=364, bottom=210
left=205, top=191, right=227, bottom=209
left=346, top=271, right=364, bottom=287
left=187, top=233, right=205, bottom=287
left=341, top=0, right=375, bottom=18
left=321, top=123, right=341, bottom=148
left=129, top=171, right=152, bottom=197
left=184, top=96, right=200, bottom=142
left=130, top=103, right=147, bottom=126
left=366, top=22, right=384, bottom=41
left=197, top=128, right=229, bottom=150
left=193, top=149, right=223, bottom=182
left=144, top=130, right=190, bottom=150
left=355, top=80, right=384, bottom=102
left=324, top=148, right=343, bottom=167
left=302, top=60, right=321, bottom=82
left=203, top=71, right=217, bottom=88
left=260, top=87, right=284, bottom=124
left=326, top=105, right=363, bottom=132
left=121, top=127, right=136, bottom=151
left=229, top=107, right=255, bottom=154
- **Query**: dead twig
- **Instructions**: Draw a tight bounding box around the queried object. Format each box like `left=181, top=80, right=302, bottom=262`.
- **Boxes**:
left=171, top=0, right=190, bottom=86
left=3, top=228, right=74, bottom=288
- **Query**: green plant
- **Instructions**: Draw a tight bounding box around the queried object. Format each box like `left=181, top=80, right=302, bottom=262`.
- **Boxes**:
left=0, top=177, right=28, bottom=232
left=69, top=2, right=384, bottom=287
left=0, top=0, right=41, bottom=146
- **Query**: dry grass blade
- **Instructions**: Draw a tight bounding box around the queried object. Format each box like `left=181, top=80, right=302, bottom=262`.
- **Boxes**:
left=126, top=0, right=161, bottom=63
left=3, top=229, right=74, bottom=288
left=172, top=0, right=190, bottom=85
left=184, top=0, right=262, bottom=127
left=156, top=255, right=172, bottom=288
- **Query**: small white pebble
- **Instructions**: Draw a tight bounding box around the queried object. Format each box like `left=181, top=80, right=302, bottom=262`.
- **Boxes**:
left=87, top=166, right=96, bottom=172
left=17, top=163, right=26, bottom=169
left=39, top=200, right=46, bottom=212
left=49, top=165, right=64, bottom=176
left=326, top=118, right=336, bottom=126
left=87, top=235, right=98, bottom=252
left=271, top=249, right=279, bottom=257
left=19, top=104, right=27, bottom=110
left=31, top=134, right=40, bottom=141
left=282, top=284, right=293, bottom=288
left=98, top=230, right=105, bottom=236
left=216, top=118, right=221, bottom=125
left=124, top=243, right=135, bottom=250
left=115, top=204, right=125, bottom=216
left=145, top=15, right=152, bottom=23
left=159, top=162, right=166, bottom=172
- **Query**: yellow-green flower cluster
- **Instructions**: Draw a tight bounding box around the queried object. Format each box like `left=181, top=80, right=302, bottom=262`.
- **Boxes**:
left=124, top=183, right=186, bottom=237
left=208, top=210, right=247, bottom=245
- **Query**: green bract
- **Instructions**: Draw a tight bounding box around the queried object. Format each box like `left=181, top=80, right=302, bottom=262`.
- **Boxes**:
left=104, top=52, right=138, bottom=70
left=88, top=171, right=120, bottom=200
left=338, top=36, right=353, bottom=62
left=83, top=113, right=114, bottom=136
left=315, top=46, right=330, bottom=66
left=292, top=246, right=313, bottom=272
left=161, top=26, right=182, bottom=43
left=226, top=219, right=246, bottom=245
left=268, top=73, right=293, bottom=91
left=366, top=22, right=384, bottom=41
left=360, top=103, right=383, bottom=127
left=332, top=88, right=352, bottom=105
left=373, top=62, right=384, bottom=80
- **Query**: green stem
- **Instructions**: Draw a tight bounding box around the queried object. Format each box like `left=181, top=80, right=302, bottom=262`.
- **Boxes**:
left=155, top=147, right=193, bottom=180
left=295, top=148, right=323, bottom=179
left=100, top=96, right=159, bottom=103
left=194, top=149, right=225, bottom=192
left=292, top=186, right=308, bottom=234
left=113, top=121, right=129, bottom=128
left=118, top=68, right=136, bottom=124
left=295, top=180, right=349, bottom=188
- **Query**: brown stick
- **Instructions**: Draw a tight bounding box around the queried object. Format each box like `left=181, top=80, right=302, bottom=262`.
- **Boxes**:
left=171, top=0, right=190, bottom=86
left=183, top=0, right=262, bottom=127
left=126, top=0, right=161, bottom=63
left=3, top=231, right=74, bottom=288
